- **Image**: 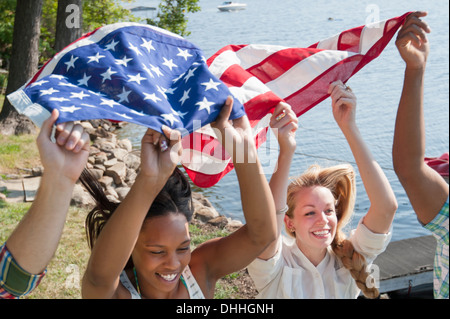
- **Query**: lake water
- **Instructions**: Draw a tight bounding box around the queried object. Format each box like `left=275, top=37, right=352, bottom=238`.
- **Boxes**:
left=119, top=0, right=449, bottom=241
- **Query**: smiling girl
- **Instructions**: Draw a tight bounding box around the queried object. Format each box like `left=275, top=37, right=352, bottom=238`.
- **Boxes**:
left=247, top=81, right=398, bottom=299
left=80, top=97, right=276, bottom=299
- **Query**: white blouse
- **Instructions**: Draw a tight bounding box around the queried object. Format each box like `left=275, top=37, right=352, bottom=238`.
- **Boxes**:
left=247, top=218, right=392, bottom=299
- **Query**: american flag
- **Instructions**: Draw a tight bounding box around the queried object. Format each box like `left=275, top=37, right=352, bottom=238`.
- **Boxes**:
left=7, top=23, right=246, bottom=134
left=8, top=13, right=410, bottom=188
left=181, top=12, right=411, bottom=187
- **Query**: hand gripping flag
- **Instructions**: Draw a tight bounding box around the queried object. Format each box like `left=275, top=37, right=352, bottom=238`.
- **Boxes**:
left=181, top=12, right=411, bottom=187
left=7, top=23, right=246, bottom=134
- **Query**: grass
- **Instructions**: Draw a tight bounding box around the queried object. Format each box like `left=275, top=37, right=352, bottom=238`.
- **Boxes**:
left=0, top=133, right=41, bottom=175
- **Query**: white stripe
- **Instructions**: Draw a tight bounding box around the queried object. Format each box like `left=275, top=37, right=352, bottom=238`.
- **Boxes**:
left=208, top=44, right=287, bottom=79
left=6, top=89, right=50, bottom=128
left=265, top=50, right=357, bottom=99
left=229, top=76, right=271, bottom=105
left=316, top=33, right=339, bottom=50
left=359, top=20, right=387, bottom=55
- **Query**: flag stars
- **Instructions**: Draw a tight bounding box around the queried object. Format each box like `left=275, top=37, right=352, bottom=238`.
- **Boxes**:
left=77, top=73, right=91, bottom=87
left=117, top=87, right=132, bottom=103
left=104, top=39, right=119, bottom=51
left=100, top=67, right=117, bottom=83
left=201, top=78, right=221, bottom=91
left=161, top=113, right=180, bottom=127
left=127, top=73, right=146, bottom=85
left=162, top=57, right=178, bottom=71
left=140, top=38, right=155, bottom=53
left=196, top=97, right=215, bottom=114
left=128, top=42, right=143, bottom=56
left=40, top=87, right=59, bottom=96
left=179, top=88, right=191, bottom=106
left=87, top=52, right=105, bottom=63
left=115, top=55, right=133, bottom=67
left=64, top=55, right=79, bottom=71
left=100, top=98, right=120, bottom=108
left=143, top=92, right=162, bottom=103
left=177, top=48, right=193, bottom=61
left=60, top=105, right=81, bottom=113
left=184, top=68, right=197, bottom=83
left=70, top=91, right=90, bottom=100
left=150, top=64, right=163, bottom=77
left=30, top=80, right=49, bottom=87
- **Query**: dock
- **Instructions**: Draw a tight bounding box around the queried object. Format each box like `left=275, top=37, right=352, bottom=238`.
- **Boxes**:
left=374, top=235, right=436, bottom=297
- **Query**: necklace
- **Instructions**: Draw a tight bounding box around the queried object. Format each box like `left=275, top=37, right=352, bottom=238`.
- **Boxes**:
left=133, top=267, right=141, bottom=297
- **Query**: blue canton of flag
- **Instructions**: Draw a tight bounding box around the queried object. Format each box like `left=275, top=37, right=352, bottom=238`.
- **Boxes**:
left=7, top=23, right=245, bottom=136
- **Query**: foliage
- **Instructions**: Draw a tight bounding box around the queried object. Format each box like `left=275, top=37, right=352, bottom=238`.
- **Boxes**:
left=0, top=0, right=140, bottom=66
left=0, top=0, right=16, bottom=68
left=147, top=0, right=201, bottom=37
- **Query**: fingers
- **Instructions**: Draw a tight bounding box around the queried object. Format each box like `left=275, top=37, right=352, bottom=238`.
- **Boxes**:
left=38, top=109, right=59, bottom=141
left=38, top=110, right=89, bottom=153
left=213, top=96, right=234, bottom=127
left=270, top=102, right=297, bottom=130
left=142, top=126, right=182, bottom=155
left=54, top=121, right=90, bottom=153
left=397, top=12, right=431, bottom=46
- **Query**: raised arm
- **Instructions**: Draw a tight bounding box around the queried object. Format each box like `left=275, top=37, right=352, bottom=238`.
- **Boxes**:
left=329, top=81, right=397, bottom=234
left=392, top=11, right=448, bottom=225
left=258, top=102, right=298, bottom=260
left=6, top=110, right=90, bottom=275
left=191, top=97, right=277, bottom=287
left=82, top=126, right=182, bottom=299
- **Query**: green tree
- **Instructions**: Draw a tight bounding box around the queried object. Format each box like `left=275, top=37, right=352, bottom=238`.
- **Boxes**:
left=148, top=0, right=201, bottom=37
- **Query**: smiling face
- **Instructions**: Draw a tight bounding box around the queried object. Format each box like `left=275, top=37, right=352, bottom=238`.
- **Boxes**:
left=285, top=185, right=338, bottom=265
left=131, top=213, right=191, bottom=297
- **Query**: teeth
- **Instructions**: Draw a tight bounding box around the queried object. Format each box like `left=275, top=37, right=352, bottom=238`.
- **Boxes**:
left=158, top=273, right=177, bottom=281
left=313, top=230, right=330, bottom=236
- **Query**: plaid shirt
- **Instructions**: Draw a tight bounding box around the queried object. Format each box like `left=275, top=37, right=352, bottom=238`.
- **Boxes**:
left=424, top=196, right=449, bottom=299
left=0, top=244, right=46, bottom=299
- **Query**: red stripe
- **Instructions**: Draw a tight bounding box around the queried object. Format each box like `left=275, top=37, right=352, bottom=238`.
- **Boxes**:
left=219, top=64, right=253, bottom=88
left=246, top=48, right=320, bottom=84
left=337, top=27, right=363, bottom=52
left=244, top=91, right=282, bottom=123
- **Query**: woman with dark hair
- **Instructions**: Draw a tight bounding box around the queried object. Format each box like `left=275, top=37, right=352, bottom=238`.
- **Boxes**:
left=81, top=97, right=277, bottom=299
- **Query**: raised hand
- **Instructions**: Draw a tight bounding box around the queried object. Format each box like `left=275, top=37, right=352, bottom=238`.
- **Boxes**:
left=396, top=11, right=431, bottom=70
left=36, top=109, right=90, bottom=183
left=139, top=125, right=182, bottom=180
left=328, top=80, right=357, bottom=130
left=269, top=102, right=298, bottom=154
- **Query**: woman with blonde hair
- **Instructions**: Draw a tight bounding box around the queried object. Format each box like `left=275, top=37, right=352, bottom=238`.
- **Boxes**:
left=247, top=81, right=398, bottom=299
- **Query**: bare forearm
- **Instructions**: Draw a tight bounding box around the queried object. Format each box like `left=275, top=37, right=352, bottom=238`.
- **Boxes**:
left=235, top=155, right=276, bottom=246
left=342, top=125, right=397, bottom=232
left=6, top=173, right=75, bottom=274
left=393, top=67, right=426, bottom=174
left=270, top=151, right=294, bottom=210
left=84, top=175, right=163, bottom=287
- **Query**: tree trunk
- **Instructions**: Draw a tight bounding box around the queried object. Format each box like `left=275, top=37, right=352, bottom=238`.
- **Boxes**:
left=0, top=0, right=43, bottom=135
left=54, top=0, right=83, bottom=53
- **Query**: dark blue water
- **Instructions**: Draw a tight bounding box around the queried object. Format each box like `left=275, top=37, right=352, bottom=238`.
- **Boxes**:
left=119, top=0, right=449, bottom=241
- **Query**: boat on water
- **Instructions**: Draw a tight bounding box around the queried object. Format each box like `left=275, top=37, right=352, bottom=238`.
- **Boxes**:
left=218, top=2, right=247, bottom=12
